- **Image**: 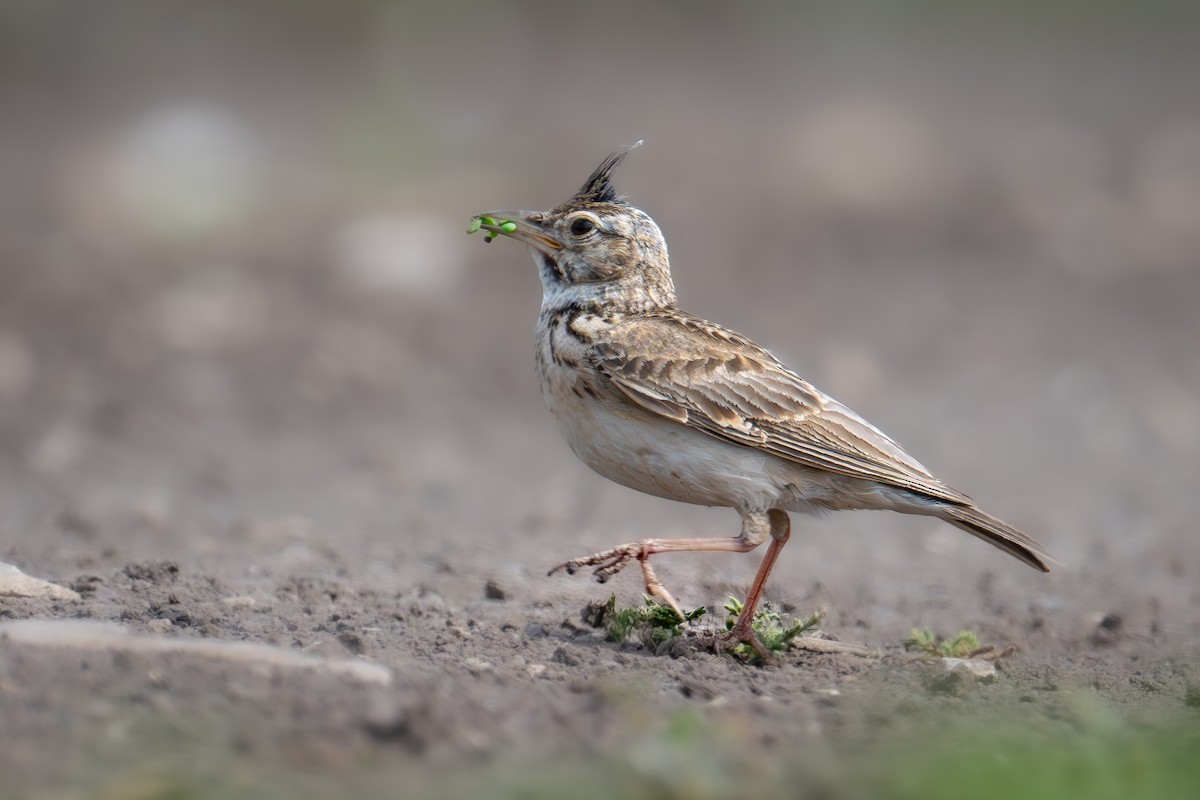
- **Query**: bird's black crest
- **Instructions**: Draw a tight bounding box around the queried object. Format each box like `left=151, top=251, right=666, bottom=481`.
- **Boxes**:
left=566, top=141, right=642, bottom=208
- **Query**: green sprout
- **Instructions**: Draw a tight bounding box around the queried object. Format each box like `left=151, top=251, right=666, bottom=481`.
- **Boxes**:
left=592, top=595, right=823, bottom=662
left=467, top=215, right=518, bottom=242
left=723, top=597, right=825, bottom=663
left=601, top=595, right=706, bottom=650
left=903, top=627, right=984, bottom=658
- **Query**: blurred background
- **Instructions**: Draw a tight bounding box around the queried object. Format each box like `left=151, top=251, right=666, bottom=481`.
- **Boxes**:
left=1, top=0, right=1198, bottom=636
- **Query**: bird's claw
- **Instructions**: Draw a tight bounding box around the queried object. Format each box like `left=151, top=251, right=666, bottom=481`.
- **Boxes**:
left=548, top=542, right=688, bottom=622
left=548, top=544, right=639, bottom=582
left=705, top=624, right=775, bottom=664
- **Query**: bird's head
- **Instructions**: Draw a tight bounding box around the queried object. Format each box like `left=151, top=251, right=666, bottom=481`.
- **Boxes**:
left=475, top=144, right=676, bottom=313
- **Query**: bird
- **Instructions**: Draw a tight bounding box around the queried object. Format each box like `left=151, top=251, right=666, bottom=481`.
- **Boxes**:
left=473, top=145, right=1052, bottom=657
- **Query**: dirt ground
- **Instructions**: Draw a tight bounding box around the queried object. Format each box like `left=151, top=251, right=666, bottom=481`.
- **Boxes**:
left=1, top=4, right=1199, bottom=797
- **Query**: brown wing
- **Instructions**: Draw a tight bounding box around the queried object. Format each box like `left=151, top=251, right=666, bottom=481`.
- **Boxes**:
left=586, top=310, right=971, bottom=505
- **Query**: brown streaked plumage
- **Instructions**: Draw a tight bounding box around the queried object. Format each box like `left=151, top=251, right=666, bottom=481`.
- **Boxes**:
left=475, top=146, right=1053, bottom=657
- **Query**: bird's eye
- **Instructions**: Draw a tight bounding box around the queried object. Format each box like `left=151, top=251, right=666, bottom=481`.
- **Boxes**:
left=570, top=218, right=596, bottom=236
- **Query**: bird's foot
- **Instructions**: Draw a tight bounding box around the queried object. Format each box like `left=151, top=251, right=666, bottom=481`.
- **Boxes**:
left=705, top=621, right=774, bottom=664
left=549, top=541, right=687, bottom=622
left=549, top=543, right=639, bottom=583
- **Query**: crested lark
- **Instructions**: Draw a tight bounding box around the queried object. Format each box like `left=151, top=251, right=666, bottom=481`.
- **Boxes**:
left=474, top=147, right=1052, bottom=656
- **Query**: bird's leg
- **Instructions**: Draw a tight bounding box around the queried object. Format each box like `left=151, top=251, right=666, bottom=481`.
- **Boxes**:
left=635, top=555, right=686, bottom=621
left=548, top=512, right=773, bottom=620
left=715, top=509, right=791, bottom=659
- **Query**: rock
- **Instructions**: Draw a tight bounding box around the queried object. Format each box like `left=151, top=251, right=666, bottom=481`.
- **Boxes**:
left=336, top=631, right=365, bottom=655
left=0, top=562, right=81, bottom=601
left=0, top=620, right=391, bottom=685
left=1091, top=612, right=1123, bottom=645
left=122, top=560, right=180, bottom=583
left=552, top=646, right=583, bottom=667
left=463, top=657, right=494, bottom=675
left=580, top=598, right=611, bottom=629
left=930, top=658, right=998, bottom=696
left=70, top=575, right=105, bottom=596
left=483, top=580, right=507, bottom=601
left=362, top=699, right=411, bottom=741
left=679, top=679, right=717, bottom=701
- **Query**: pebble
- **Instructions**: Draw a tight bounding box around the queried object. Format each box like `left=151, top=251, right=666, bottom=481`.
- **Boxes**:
left=464, top=657, right=494, bottom=674
left=0, top=562, right=81, bottom=601
left=930, top=658, right=998, bottom=696
left=552, top=646, right=582, bottom=667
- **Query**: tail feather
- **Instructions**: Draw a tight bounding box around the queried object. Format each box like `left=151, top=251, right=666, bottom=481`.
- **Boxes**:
left=940, top=505, right=1054, bottom=572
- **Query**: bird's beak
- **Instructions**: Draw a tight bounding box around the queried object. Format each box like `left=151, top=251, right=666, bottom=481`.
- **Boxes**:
left=475, top=210, right=563, bottom=257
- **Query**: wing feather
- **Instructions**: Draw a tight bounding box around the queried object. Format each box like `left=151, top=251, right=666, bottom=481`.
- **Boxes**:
left=590, top=310, right=970, bottom=505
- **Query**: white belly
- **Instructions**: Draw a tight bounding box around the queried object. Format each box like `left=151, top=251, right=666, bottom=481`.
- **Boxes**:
left=544, top=373, right=793, bottom=511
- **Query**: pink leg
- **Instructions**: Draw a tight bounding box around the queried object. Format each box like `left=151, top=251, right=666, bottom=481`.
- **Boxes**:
left=549, top=509, right=787, bottom=628
left=549, top=534, right=764, bottom=620
left=718, top=510, right=792, bottom=660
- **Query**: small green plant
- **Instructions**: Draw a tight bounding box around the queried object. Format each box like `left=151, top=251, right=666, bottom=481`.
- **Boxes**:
left=723, top=597, right=825, bottom=662
left=903, top=627, right=983, bottom=658
left=603, top=595, right=706, bottom=650
left=467, top=214, right=518, bottom=242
